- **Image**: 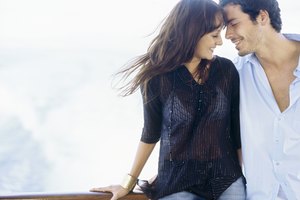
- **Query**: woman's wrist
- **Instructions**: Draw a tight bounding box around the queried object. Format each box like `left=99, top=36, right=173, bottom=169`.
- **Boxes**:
left=120, top=174, right=137, bottom=191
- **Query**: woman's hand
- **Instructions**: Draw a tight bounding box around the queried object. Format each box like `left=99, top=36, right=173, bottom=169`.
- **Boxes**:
left=90, top=184, right=130, bottom=200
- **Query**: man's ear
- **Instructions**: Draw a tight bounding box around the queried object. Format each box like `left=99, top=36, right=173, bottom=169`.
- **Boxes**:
left=256, top=10, right=270, bottom=26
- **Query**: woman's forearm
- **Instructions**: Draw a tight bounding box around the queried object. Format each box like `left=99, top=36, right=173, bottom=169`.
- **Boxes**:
left=128, top=141, right=156, bottom=178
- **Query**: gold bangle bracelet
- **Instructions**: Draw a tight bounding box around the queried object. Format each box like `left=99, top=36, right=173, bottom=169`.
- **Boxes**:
left=121, top=174, right=137, bottom=191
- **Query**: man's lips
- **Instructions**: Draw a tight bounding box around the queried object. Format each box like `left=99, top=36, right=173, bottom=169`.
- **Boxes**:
left=231, top=39, right=241, bottom=49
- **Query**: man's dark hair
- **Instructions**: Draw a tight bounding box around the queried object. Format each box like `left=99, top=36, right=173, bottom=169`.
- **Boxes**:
left=219, top=0, right=282, bottom=32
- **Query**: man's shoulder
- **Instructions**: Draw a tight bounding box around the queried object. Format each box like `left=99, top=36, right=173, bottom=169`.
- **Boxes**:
left=284, top=33, right=300, bottom=42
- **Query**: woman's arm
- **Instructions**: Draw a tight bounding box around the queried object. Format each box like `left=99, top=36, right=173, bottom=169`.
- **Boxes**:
left=128, top=141, right=156, bottom=178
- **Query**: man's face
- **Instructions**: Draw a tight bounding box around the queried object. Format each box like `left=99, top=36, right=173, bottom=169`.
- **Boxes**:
left=223, top=4, right=262, bottom=56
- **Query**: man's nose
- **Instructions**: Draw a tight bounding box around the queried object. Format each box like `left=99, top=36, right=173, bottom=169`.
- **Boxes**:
left=225, top=27, right=233, bottom=40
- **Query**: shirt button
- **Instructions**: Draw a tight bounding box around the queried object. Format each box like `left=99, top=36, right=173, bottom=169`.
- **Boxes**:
left=276, top=162, right=280, bottom=166
left=208, top=162, right=212, bottom=168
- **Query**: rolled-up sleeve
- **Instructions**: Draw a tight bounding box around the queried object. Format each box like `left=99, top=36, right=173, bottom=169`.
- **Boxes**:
left=140, top=77, right=162, bottom=143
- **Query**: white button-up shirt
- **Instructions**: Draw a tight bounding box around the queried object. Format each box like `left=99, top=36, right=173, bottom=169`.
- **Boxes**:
left=234, top=34, right=300, bottom=200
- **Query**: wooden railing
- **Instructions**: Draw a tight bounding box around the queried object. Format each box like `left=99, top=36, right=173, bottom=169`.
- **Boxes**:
left=0, top=192, right=148, bottom=200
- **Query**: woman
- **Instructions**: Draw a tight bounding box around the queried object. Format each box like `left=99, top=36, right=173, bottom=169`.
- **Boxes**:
left=91, top=0, right=245, bottom=199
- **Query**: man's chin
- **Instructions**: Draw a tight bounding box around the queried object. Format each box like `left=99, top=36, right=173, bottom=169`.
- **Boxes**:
left=237, top=50, right=250, bottom=57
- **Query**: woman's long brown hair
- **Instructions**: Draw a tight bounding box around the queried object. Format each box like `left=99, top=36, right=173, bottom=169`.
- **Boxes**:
left=116, top=0, right=224, bottom=97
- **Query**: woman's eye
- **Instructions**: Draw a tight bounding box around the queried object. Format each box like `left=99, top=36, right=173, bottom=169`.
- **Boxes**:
left=212, top=33, right=220, bottom=38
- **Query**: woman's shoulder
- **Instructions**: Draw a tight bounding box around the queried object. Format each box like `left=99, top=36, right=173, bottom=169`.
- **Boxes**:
left=213, top=56, right=239, bottom=82
left=213, top=55, right=235, bottom=66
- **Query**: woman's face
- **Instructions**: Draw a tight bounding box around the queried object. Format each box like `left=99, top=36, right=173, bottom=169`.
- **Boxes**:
left=194, top=27, right=223, bottom=61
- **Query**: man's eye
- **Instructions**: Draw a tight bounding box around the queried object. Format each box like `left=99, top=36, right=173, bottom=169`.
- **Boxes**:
left=229, top=22, right=238, bottom=27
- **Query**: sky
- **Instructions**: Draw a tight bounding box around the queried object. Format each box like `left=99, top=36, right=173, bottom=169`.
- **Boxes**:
left=0, top=0, right=299, bottom=194
left=0, top=0, right=299, bottom=52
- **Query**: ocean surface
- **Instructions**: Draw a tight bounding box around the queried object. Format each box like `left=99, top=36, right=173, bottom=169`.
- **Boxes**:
left=0, top=47, right=160, bottom=193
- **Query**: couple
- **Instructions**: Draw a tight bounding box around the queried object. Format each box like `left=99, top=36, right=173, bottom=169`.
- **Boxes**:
left=91, top=0, right=300, bottom=199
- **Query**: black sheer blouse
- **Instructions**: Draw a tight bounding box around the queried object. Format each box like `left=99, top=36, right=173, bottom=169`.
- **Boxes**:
left=139, top=56, right=243, bottom=200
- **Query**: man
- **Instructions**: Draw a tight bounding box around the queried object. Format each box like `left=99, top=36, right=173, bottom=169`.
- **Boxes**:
left=219, top=0, right=300, bottom=199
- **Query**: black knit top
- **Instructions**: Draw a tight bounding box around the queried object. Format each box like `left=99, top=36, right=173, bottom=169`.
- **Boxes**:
left=139, top=56, right=243, bottom=200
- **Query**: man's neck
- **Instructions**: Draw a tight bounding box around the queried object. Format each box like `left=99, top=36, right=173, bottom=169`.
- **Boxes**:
left=253, top=33, right=300, bottom=112
left=255, top=32, right=300, bottom=71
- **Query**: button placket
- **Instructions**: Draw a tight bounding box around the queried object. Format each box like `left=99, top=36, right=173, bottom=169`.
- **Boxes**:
left=198, top=88, right=204, bottom=112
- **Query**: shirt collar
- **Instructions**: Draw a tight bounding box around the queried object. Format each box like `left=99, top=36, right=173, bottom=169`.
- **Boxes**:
left=283, top=33, right=300, bottom=42
left=244, top=53, right=261, bottom=67
left=284, top=33, right=300, bottom=78
left=294, top=55, right=300, bottom=78
left=247, top=55, right=300, bottom=79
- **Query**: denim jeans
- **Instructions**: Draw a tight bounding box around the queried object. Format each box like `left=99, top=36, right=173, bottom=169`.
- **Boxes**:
left=218, top=177, right=246, bottom=200
left=159, top=177, right=246, bottom=200
left=159, top=191, right=205, bottom=200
